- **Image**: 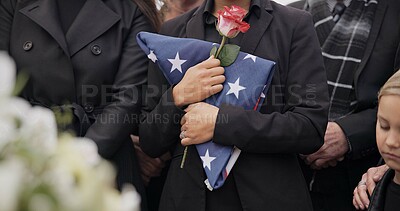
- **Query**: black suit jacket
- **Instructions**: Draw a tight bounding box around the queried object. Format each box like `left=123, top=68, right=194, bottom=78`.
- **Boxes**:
left=0, top=0, right=153, bottom=208
left=289, top=0, right=400, bottom=194
left=140, top=0, right=330, bottom=210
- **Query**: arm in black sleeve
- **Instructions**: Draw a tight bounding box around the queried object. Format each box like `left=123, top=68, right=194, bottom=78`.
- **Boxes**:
left=85, top=6, right=154, bottom=158
left=213, top=12, right=329, bottom=155
left=139, top=61, right=185, bottom=158
left=335, top=108, right=377, bottom=159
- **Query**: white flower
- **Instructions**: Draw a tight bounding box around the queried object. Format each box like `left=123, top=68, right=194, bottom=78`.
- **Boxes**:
left=28, top=194, right=56, bottom=211
left=0, top=158, right=24, bottom=211
left=20, top=106, right=57, bottom=154
left=71, top=137, right=101, bottom=166
left=0, top=97, right=31, bottom=150
left=120, top=185, right=141, bottom=211
left=0, top=51, right=16, bottom=99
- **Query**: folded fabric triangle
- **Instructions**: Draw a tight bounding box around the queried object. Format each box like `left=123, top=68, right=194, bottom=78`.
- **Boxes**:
left=137, top=32, right=275, bottom=190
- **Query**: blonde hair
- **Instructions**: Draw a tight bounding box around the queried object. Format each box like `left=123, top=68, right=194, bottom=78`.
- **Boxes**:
left=378, top=70, right=400, bottom=101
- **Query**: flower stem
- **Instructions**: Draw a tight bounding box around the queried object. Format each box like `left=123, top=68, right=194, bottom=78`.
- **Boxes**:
left=215, top=36, right=227, bottom=58
left=180, top=146, right=188, bottom=168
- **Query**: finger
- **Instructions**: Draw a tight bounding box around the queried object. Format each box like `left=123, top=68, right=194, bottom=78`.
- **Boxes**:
left=130, top=135, right=140, bottom=144
left=337, top=156, right=345, bottom=162
left=353, top=188, right=365, bottom=210
left=353, top=196, right=359, bottom=210
left=209, top=75, right=226, bottom=86
left=181, top=124, right=189, bottom=132
left=366, top=169, right=378, bottom=195
left=314, top=159, right=329, bottom=168
left=184, top=103, right=200, bottom=113
left=367, top=180, right=376, bottom=196
left=306, top=151, right=322, bottom=164
left=208, top=66, right=225, bottom=77
left=328, top=160, right=337, bottom=167
left=181, top=114, right=187, bottom=126
left=310, top=163, right=321, bottom=170
left=372, top=165, right=389, bottom=181
left=181, top=137, right=193, bottom=146
left=196, top=57, right=221, bottom=69
left=143, top=163, right=162, bottom=177
left=357, top=183, right=370, bottom=208
left=145, top=157, right=163, bottom=167
left=209, top=84, right=223, bottom=95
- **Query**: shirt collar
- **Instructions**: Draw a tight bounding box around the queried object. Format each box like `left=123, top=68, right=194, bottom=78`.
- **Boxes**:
left=203, top=0, right=261, bottom=25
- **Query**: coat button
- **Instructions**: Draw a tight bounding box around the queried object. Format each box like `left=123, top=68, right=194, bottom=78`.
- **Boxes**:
left=83, top=103, right=94, bottom=113
left=91, top=45, right=101, bottom=55
left=23, top=41, right=33, bottom=51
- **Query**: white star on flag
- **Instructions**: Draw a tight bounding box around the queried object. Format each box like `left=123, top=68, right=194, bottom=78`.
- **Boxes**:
left=147, top=50, right=157, bottom=63
left=168, top=52, right=186, bottom=73
left=201, top=149, right=216, bottom=171
left=243, top=54, right=256, bottom=62
left=226, top=77, right=246, bottom=99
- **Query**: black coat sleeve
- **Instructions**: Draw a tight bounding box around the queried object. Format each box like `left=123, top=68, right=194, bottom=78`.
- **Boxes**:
left=335, top=108, right=377, bottom=159
left=212, top=12, right=329, bottom=155
left=84, top=6, right=154, bottom=159
left=0, top=0, right=15, bottom=51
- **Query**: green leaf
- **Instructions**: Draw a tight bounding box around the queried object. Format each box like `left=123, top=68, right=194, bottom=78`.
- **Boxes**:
left=210, top=46, right=217, bottom=57
left=217, top=44, right=240, bottom=67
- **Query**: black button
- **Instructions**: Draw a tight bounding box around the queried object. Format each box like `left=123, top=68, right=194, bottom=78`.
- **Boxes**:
left=91, top=45, right=101, bottom=55
left=23, top=41, right=33, bottom=51
left=83, top=103, right=94, bottom=113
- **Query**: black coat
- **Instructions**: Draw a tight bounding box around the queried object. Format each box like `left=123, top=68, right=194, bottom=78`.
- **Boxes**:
left=368, top=169, right=395, bottom=211
left=0, top=0, right=153, bottom=208
left=139, top=0, right=330, bottom=210
left=289, top=0, right=400, bottom=203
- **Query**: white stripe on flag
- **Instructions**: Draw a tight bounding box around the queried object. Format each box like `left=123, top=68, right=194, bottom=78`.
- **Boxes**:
left=314, top=16, right=333, bottom=27
left=322, top=52, right=362, bottom=63
left=327, top=81, right=353, bottom=89
left=225, top=147, right=241, bottom=177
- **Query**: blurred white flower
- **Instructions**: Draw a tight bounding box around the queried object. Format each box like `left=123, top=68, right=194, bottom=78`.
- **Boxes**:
left=28, top=194, right=55, bottom=211
left=0, top=52, right=16, bottom=99
left=0, top=97, right=31, bottom=150
left=0, top=62, right=141, bottom=211
left=20, top=106, right=57, bottom=154
left=121, top=185, right=141, bottom=211
left=72, top=137, right=101, bottom=166
left=0, top=159, right=24, bottom=211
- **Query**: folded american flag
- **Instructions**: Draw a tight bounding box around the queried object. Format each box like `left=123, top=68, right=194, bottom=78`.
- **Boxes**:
left=137, top=32, right=275, bottom=190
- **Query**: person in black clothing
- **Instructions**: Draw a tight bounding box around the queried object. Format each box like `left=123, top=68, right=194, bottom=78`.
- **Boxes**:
left=139, top=0, right=330, bottom=210
left=0, top=0, right=161, bottom=210
left=289, top=0, right=400, bottom=210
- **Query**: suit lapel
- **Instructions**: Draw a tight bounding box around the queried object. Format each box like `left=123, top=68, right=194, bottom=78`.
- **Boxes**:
left=239, top=0, right=273, bottom=54
left=354, top=0, right=388, bottom=88
left=185, top=2, right=206, bottom=39
left=19, top=0, right=70, bottom=56
left=66, top=0, right=120, bottom=56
